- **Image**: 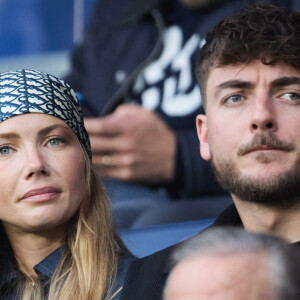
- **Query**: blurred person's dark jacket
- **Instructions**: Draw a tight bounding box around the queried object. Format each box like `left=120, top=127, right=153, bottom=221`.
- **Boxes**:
left=65, top=0, right=291, bottom=199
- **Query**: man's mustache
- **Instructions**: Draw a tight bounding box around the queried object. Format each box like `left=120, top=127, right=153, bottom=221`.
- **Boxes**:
left=237, top=133, right=295, bottom=156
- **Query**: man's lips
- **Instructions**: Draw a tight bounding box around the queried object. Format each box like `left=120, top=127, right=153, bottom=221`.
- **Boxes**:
left=237, top=133, right=295, bottom=157
left=20, top=187, right=61, bottom=202
left=245, top=145, right=284, bottom=154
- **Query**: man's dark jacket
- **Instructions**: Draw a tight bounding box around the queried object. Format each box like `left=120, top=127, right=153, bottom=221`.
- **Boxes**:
left=118, top=204, right=239, bottom=300
left=119, top=202, right=300, bottom=299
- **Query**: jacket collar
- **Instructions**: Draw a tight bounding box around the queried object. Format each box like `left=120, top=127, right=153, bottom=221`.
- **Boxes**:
left=117, top=0, right=165, bottom=24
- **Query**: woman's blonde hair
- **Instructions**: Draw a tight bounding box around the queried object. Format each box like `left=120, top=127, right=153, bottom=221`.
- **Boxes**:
left=20, top=147, right=129, bottom=300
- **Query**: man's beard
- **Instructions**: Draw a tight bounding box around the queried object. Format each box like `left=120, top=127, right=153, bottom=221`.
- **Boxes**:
left=211, top=134, right=300, bottom=209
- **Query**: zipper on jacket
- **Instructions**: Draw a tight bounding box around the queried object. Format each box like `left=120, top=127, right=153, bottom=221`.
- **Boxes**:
left=100, top=9, right=165, bottom=116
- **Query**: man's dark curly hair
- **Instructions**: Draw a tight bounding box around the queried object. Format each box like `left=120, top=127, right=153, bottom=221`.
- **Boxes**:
left=197, top=3, right=300, bottom=108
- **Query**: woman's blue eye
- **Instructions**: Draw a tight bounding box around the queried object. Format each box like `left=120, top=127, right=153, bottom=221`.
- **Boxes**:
left=47, top=137, right=65, bottom=147
left=0, top=146, right=13, bottom=155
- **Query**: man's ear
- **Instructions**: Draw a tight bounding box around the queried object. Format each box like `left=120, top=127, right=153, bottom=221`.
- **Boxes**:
left=196, top=114, right=211, bottom=161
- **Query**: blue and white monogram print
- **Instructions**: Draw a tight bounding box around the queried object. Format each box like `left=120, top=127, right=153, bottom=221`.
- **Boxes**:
left=0, top=69, right=91, bottom=158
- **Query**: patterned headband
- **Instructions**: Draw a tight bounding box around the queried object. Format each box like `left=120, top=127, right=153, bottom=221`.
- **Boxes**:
left=0, top=69, right=92, bottom=159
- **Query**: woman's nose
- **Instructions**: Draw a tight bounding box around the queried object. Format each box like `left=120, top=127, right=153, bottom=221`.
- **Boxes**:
left=23, top=148, right=50, bottom=179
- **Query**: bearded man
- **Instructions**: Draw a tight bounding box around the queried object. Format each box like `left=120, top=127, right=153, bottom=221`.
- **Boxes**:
left=119, top=3, right=300, bottom=300
left=196, top=3, right=300, bottom=244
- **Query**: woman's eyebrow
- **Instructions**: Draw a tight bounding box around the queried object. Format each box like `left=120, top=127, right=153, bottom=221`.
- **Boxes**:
left=37, top=124, right=71, bottom=136
left=0, top=124, right=71, bottom=140
left=0, top=133, right=19, bottom=140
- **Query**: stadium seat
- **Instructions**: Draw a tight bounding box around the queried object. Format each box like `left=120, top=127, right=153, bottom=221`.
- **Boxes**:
left=120, top=218, right=214, bottom=257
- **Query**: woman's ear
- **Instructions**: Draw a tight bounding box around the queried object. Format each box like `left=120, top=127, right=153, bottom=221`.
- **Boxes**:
left=196, top=114, right=211, bottom=161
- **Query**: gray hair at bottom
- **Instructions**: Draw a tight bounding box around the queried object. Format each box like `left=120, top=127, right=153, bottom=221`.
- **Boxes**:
left=167, top=227, right=300, bottom=300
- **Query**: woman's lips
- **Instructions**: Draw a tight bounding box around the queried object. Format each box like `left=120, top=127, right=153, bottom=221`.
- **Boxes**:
left=21, top=187, right=61, bottom=203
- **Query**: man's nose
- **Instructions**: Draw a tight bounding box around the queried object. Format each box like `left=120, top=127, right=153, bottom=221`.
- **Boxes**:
left=23, top=147, right=50, bottom=179
left=250, top=93, right=278, bottom=133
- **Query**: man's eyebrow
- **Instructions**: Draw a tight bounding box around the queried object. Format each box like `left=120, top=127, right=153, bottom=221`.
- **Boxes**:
left=270, top=77, right=300, bottom=88
left=215, top=80, right=253, bottom=96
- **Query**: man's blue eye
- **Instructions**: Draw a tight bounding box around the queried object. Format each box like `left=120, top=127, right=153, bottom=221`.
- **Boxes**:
left=226, top=95, right=244, bottom=103
left=282, top=93, right=300, bottom=101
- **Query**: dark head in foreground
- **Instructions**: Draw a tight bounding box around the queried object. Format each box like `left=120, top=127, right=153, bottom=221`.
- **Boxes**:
left=165, top=227, right=300, bottom=299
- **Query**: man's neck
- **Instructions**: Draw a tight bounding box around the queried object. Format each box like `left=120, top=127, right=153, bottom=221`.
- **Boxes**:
left=233, top=197, right=300, bottom=243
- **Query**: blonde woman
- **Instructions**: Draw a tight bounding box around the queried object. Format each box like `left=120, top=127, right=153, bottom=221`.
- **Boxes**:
left=0, top=69, right=133, bottom=299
